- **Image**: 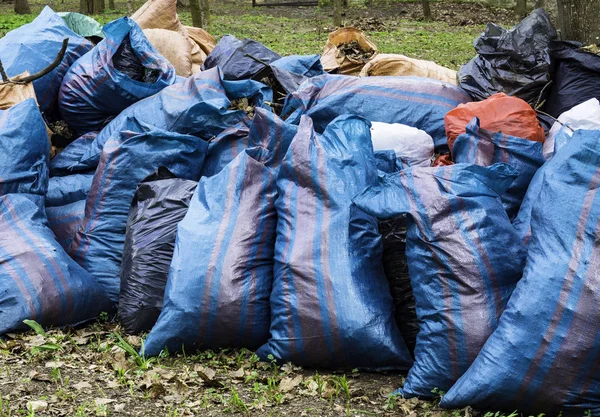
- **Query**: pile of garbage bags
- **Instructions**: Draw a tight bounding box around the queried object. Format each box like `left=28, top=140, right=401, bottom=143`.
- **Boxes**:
left=2, top=2, right=600, bottom=415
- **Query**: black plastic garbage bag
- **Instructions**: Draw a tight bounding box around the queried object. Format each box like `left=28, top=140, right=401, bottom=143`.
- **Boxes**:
left=544, top=41, right=600, bottom=118
left=119, top=168, right=197, bottom=335
left=458, top=8, right=557, bottom=104
left=202, top=35, right=281, bottom=80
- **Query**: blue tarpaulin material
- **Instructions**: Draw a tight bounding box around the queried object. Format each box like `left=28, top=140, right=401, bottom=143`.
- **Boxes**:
left=202, top=108, right=297, bottom=177
left=452, top=118, right=544, bottom=220
left=441, top=129, right=600, bottom=416
left=0, top=100, right=49, bottom=196
left=0, top=99, right=109, bottom=335
left=270, top=54, right=325, bottom=94
left=46, top=173, right=93, bottom=251
left=58, top=17, right=177, bottom=136
left=256, top=115, right=413, bottom=370
left=68, top=126, right=208, bottom=305
left=354, top=163, right=526, bottom=396
left=0, top=7, right=93, bottom=119
left=282, top=74, right=471, bottom=152
left=201, top=35, right=281, bottom=80
left=75, top=68, right=271, bottom=171
left=144, top=147, right=278, bottom=355
left=50, top=132, right=97, bottom=177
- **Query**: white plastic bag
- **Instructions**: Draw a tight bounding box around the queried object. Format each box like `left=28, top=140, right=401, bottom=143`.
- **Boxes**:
left=370, top=122, right=434, bottom=167
left=544, top=98, right=600, bottom=160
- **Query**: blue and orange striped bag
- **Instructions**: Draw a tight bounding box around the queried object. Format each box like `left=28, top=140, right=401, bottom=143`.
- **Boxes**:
left=282, top=74, right=471, bottom=152
left=452, top=118, right=544, bottom=220
left=354, top=162, right=526, bottom=396
left=58, top=17, right=177, bottom=136
left=0, top=99, right=109, bottom=335
left=441, top=129, right=600, bottom=416
left=68, top=126, right=208, bottom=305
left=143, top=146, right=278, bottom=355
left=256, top=115, right=413, bottom=370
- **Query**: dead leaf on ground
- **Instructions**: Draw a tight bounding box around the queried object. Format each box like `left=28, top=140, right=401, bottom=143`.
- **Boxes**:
left=73, top=381, right=92, bottom=391
left=279, top=374, right=303, bottom=393
left=194, top=365, right=223, bottom=388
left=45, top=360, right=63, bottom=368
left=27, top=400, right=48, bottom=412
left=229, top=367, right=244, bottom=379
left=28, top=371, right=52, bottom=382
left=94, top=398, right=116, bottom=407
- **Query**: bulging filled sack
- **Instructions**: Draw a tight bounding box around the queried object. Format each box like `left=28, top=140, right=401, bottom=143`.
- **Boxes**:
left=143, top=28, right=193, bottom=77
left=441, top=129, right=600, bottom=416
left=445, top=93, right=545, bottom=151
left=256, top=115, right=413, bottom=370
left=119, top=169, right=197, bottom=335
left=68, top=126, right=208, bottom=305
left=359, top=54, right=457, bottom=85
left=58, top=17, right=177, bottom=136
left=0, top=6, right=93, bottom=120
left=370, top=122, right=434, bottom=167
left=282, top=74, right=471, bottom=152
left=144, top=147, right=278, bottom=355
left=321, top=28, right=377, bottom=76
left=354, top=162, right=526, bottom=397
left=0, top=99, right=109, bottom=335
left=452, top=118, right=544, bottom=220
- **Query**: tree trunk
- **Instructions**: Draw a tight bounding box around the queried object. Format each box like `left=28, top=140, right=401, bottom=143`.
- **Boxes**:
left=190, top=0, right=203, bottom=27
left=201, top=0, right=211, bottom=30
left=515, top=0, right=527, bottom=18
left=333, top=0, right=342, bottom=27
left=14, top=0, right=31, bottom=14
left=126, top=0, right=134, bottom=14
left=421, top=0, right=432, bottom=21
left=108, top=0, right=114, bottom=9
left=557, top=0, right=600, bottom=44
left=535, top=0, right=545, bottom=8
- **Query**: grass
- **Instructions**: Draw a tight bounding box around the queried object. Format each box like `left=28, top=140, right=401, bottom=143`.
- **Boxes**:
left=0, top=0, right=491, bottom=69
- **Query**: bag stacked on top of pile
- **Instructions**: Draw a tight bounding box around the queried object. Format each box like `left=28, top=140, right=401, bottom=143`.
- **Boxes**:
left=68, top=126, right=208, bottom=305
left=441, top=129, right=600, bottom=416
left=370, top=122, right=434, bottom=167
left=0, top=99, right=109, bottom=335
left=543, top=98, right=600, bottom=160
left=282, top=74, right=471, bottom=152
left=359, top=54, right=457, bottom=85
left=256, top=115, right=413, bottom=370
left=321, top=28, right=378, bottom=76
left=458, top=9, right=556, bottom=104
left=452, top=118, right=544, bottom=220
left=445, top=93, right=545, bottom=152
left=0, top=6, right=93, bottom=120
left=119, top=168, right=197, bottom=335
left=202, top=35, right=281, bottom=80
left=73, top=68, right=271, bottom=172
left=354, top=163, right=527, bottom=397
left=544, top=41, right=600, bottom=119
left=58, top=17, right=177, bottom=136
left=142, top=109, right=296, bottom=352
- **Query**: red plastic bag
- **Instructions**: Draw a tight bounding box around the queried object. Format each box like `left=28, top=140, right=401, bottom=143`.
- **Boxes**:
left=445, top=93, right=545, bottom=152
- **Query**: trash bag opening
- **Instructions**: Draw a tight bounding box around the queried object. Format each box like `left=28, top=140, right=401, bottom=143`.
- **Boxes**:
left=112, top=34, right=161, bottom=84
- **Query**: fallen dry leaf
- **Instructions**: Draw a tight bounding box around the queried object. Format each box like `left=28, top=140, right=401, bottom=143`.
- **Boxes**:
left=194, top=365, right=223, bottom=388
left=28, top=371, right=52, bottom=382
left=73, top=381, right=92, bottom=391
left=27, top=400, right=48, bottom=412
left=45, top=360, right=63, bottom=368
left=229, top=367, right=244, bottom=379
left=279, top=374, right=303, bottom=393
left=95, top=398, right=116, bottom=407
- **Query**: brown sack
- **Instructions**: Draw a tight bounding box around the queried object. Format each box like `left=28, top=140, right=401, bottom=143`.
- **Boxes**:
left=143, top=28, right=193, bottom=77
left=321, top=27, right=378, bottom=76
left=131, top=0, right=186, bottom=35
left=0, top=72, right=37, bottom=110
left=359, top=54, right=458, bottom=85
left=185, top=26, right=216, bottom=69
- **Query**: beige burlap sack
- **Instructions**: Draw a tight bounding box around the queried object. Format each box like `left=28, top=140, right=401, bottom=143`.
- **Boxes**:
left=321, top=27, right=378, bottom=76
left=132, top=0, right=216, bottom=73
left=143, top=28, right=193, bottom=77
left=185, top=26, right=216, bottom=68
left=0, top=72, right=37, bottom=110
left=359, top=53, right=458, bottom=85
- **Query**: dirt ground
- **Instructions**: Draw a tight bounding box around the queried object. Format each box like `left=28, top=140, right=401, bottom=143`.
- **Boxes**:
left=0, top=320, right=477, bottom=416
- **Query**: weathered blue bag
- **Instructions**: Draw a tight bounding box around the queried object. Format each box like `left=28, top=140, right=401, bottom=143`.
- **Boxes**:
left=0, top=7, right=92, bottom=119
left=441, top=129, right=600, bottom=416
left=68, top=127, right=208, bottom=304
left=58, top=18, right=176, bottom=136
left=0, top=99, right=109, bottom=335
left=354, top=163, right=526, bottom=397
left=201, top=107, right=297, bottom=177
left=452, top=118, right=544, bottom=220
left=256, top=115, right=413, bottom=370
left=144, top=147, right=278, bottom=355
left=282, top=74, right=471, bottom=152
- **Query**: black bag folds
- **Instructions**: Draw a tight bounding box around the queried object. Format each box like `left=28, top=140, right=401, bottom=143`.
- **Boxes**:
left=119, top=168, right=197, bottom=334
